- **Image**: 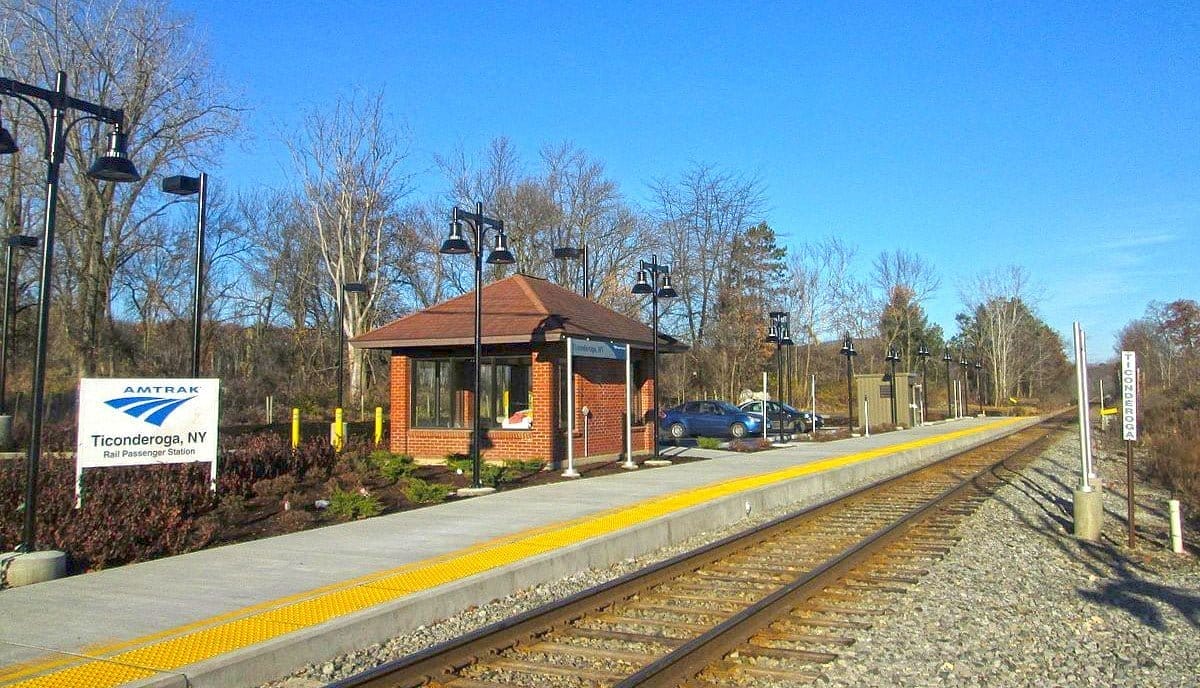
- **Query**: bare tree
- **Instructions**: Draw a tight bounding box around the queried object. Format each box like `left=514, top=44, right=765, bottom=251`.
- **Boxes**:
left=959, top=265, right=1042, bottom=401
left=0, top=0, right=242, bottom=377
left=287, top=90, right=414, bottom=405
left=648, top=163, right=764, bottom=347
left=872, top=249, right=940, bottom=368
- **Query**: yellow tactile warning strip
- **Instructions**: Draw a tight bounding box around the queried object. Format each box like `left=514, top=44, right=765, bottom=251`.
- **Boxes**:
left=1, top=419, right=1021, bottom=687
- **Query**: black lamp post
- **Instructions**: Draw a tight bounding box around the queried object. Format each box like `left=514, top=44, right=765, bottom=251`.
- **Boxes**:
left=631, top=254, right=676, bottom=460
left=765, top=312, right=793, bottom=442
left=440, top=202, right=515, bottom=489
left=2, top=71, right=140, bottom=553
left=942, top=348, right=953, bottom=419
left=839, top=335, right=857, bottom=429
left=916, top=342, right=931, bottom=424
left=0, top=234, right=37, bottom=418
left=161, top=173, right=207, bottom=378
left=885, top=345, right=900, bottom=426
left=959, top=352, right=970, bottom=418
left=552, top=244, right=588, bottom=298
left=975, top=361, right=983, bottom=415
left=337, top=282, right=367, bottom=412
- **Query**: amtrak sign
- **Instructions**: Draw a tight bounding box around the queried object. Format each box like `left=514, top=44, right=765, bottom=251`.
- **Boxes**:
left=76, top=378, right=220, bottom=500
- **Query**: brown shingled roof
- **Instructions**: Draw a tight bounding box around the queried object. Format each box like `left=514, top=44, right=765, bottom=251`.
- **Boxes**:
left=352, top=274, right=687, bottom=351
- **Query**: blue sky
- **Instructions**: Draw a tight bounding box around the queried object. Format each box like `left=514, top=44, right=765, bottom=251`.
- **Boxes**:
left=175, top=0, right=1198, bottom=361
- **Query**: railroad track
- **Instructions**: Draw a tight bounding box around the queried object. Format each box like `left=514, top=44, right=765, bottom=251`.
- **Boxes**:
left=332, top=418, right=1066, bottom=688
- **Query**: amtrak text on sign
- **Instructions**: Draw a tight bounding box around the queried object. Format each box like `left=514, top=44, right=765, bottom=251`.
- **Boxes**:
left=1120, top=351, right=1137, bottom=441
left=76, top=378, right=220, bottom=469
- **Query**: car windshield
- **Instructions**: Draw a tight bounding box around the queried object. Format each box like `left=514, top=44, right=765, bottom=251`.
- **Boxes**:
left=715, top=401, right=741, bottom=414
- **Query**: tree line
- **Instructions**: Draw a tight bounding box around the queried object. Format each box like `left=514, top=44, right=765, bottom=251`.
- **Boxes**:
left=0, top=0, right=1070, bottom=428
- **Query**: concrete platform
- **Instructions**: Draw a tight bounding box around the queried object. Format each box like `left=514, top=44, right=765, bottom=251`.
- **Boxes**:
left=0, top=415, right=1042, bottom=688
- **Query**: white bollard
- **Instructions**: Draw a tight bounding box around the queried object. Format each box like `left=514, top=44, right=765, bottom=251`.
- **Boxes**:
left=1168, top=499, right=1184, bottom=554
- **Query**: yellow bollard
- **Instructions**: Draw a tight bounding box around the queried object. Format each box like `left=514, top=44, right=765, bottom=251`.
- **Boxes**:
left=331, top=407, right=345, bottom=452
left=291, top=408, right=300, bottom=449
left=374, top=406, right=383, bottom=446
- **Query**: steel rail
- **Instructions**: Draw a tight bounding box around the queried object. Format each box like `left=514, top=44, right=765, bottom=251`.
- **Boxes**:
left=330, top=416, right=1065, bottom=688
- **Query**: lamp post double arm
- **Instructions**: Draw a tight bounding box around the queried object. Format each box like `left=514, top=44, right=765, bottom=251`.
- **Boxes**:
left=943, top=349, right=954, bottom=419
left=916, top=342, right=931, bottom=425
left=975, top=361, right=983, bottom=415
left=885, top=345, right=901, bottom=426
left=959, top=352, right=970, bottom=417
left=2, top=70, right=140, bottom=553
left=439, top=202, right=515, bottom=489
left=631, top=254, right=676, bottom=460
left=840, top=335, right=857, bottom=429
left=765, top=312, right=793, bottom=442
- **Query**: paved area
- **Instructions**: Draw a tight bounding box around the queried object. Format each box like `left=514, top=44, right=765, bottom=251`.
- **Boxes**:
left=0, top=415, right=1035, bottom=688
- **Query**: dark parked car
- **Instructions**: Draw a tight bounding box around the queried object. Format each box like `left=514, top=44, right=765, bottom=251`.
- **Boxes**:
left=661, top=400, right=764, bottom=440
left=737, top=400, right=825, bottom=433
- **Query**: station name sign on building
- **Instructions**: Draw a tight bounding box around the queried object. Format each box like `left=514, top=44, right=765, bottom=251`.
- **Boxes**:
left=75, top=378, right=220, bottom=503
left=570, top=339, right=626, bottom=360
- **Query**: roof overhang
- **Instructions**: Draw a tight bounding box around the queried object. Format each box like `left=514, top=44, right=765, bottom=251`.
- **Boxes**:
left=353, top=330, right=688, bottom=353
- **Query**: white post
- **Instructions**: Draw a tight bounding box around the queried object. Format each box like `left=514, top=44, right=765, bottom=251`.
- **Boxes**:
left=1073, top=323, right=1092, bottom=491
left=563, top=337, right=579, bottom=477
left=863, top=395, right=870, bottom=437
left=1168, top=500, right=1184, bottom=553
left=622, top=343, right=636, bottom=469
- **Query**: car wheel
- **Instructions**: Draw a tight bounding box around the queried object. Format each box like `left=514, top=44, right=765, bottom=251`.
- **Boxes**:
left=669, top=422, right=687, bottom=439
left=730, top=422, right=747, bottom=439
left=797, top=420, right=808, bottom=434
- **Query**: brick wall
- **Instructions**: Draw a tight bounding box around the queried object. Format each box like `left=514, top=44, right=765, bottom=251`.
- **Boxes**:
left=388, top=346, right=660, bottom=463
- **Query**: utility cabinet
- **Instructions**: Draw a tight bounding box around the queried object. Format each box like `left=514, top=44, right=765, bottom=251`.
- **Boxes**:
left=855, top=373, right=917, bottom=429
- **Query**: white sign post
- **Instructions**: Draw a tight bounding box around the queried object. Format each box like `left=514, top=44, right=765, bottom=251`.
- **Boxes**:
left=1121, top=351, right=1137, bottom=548
left=76, top=378, right=220, bottom=506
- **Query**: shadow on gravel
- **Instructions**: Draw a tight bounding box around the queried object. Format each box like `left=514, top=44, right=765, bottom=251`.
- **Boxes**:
left=987, top=452, right=1200, bottom=632
left=1074, top=547, right=1200, bottom=631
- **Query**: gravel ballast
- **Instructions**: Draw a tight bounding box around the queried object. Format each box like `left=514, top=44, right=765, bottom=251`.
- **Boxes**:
left=266, top=429, right=1198, bottom=687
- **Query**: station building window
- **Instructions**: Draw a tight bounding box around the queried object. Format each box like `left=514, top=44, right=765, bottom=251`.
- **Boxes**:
left=412, top=356, right=531, bottom=429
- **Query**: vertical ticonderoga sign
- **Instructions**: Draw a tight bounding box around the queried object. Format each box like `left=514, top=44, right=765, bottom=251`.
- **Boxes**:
left=77, top=378, right=220, bottom=474
left=1120, top=351, right=1137, bottom=441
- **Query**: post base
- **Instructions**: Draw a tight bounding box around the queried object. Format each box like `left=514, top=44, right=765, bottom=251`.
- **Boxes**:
left=2, top=550, right=67, bottom=587
left=455, top=486, right=497, bottom=497
left=1073, top=488, right=1104, bottom=541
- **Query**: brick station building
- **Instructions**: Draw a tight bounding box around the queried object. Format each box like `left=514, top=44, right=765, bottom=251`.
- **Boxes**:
left=352, top=274, right=686, bottom=466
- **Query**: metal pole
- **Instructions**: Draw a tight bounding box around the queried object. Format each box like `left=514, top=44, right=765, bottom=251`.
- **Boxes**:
left=775, top=343, right=783, bottom=442
left=581, top=243, right=589, bottom=299
left=920, top=356, right=928, bottom=423
left=21, top=71, right=66, bottom=553
left=564, top=337, right=578, bottom=477
left=945, top=355, right=953, bottom=419
left=846, top=353, right=854, bottom=429
left=190, top=172, right=206, bottom=378
left=889, top=356, right=898, bottom=425
left=650, top=255, right=660, bottom=459
left=472, top=202, right=484, bottom=488
left=622, top=343, right=635, bottom=469
left=1126, top=439, right=1135, bottom=548
left=0, top=241, right=14, bottom=414
left=1073, top=322, right=1091, bottom=491
left=337, top=283, right=345, bottom=411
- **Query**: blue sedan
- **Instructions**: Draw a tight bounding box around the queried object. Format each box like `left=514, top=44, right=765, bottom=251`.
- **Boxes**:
left=662, top=400, right=764, bottom=440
